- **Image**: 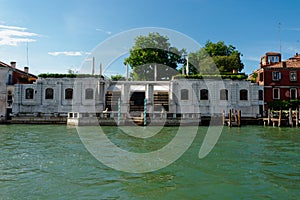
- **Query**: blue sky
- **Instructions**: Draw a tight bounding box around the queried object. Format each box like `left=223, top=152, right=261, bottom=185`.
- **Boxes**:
left=0, top=0, right=299, bottom=76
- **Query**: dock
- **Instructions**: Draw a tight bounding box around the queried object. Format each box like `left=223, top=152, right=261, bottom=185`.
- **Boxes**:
left=263, top=108, right=300, bottom=127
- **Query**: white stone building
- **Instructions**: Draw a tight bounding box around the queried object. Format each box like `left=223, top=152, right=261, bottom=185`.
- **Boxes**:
left=12, top=77, right=263, bottom=123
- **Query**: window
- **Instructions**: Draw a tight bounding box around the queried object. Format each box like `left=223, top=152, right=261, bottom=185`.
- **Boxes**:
left=65, top=88, right=73, bottom=100
left=259, top=73, right=264, bottom=81
left=85, top=88, right=94, bottom=100
left=290, top=72, right=297, bottom=81
left=268, top=56, right=279, bottom=63
left=25, top=88, right=34, bottom=99
left=272, top=71, right=281, bottom=81
left=7, top=90, right=12, bottom=106
left=181, top=89, right=189, bottom=100
left=45, top=88, right=54, bottom=99
left=220, top=89, right=228, bottom=100
left=7, top=74, right=12, bottom=85
left=258, top=90, right=263, bottom=101
left=200, top=89, right=209, bottom=100
left=240, top=89, right=248, bottom=100
left=273, top=88, right=280, bottom=100
left=290, top=88, right=297, bottom=100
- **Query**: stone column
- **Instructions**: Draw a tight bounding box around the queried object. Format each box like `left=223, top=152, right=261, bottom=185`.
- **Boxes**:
left=121, top=83, right=130, bottom=114
left=145, top=84, right=154, bottom=113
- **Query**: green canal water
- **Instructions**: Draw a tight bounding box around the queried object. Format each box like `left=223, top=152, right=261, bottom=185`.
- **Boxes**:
left=0, top=125, right=299, bottom=199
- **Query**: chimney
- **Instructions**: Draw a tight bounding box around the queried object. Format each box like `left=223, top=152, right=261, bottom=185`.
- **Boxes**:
left=24, top=67, right=29, bottom=73
left=282, top=61, right=286, bottom=68
left=232, top=69, right=238, bottom=74
left=10, top=61, right=16, bottom=68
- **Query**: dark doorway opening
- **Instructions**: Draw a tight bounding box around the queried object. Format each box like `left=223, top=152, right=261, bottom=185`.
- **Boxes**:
left=130, top=92, right=145, bottom=113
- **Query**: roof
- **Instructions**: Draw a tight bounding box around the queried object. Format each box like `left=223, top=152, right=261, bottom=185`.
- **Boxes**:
left=264, top=52, right=281, bottom=56
left=0, top=60, right=37, bottom=78
left=263, top=54, right=300, bottom=69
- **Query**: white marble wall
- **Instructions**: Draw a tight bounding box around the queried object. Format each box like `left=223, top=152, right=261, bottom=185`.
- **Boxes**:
left=170, top=79, right=263, bottom=117
left=12, top=78, right=264, bottom=118
left=13, top=78, right=108, bottom=115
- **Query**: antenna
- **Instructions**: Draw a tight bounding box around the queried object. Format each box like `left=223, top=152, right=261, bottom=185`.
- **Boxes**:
left=278, top=22, right=282, bottom=54
left=26, top=40, right=29, bottom=66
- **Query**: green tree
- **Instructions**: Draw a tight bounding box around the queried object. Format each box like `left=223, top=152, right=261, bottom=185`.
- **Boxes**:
left=124, top=32, right=185, bottom=81
left=110, top=74, right=125, bottom=81
left=188, top=41, right=244, bottom=74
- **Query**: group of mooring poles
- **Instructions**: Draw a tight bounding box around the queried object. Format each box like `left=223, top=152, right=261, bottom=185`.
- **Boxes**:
left=264, top=108, right=299, bottom=127
left=222, top=109, right=241, bottom=127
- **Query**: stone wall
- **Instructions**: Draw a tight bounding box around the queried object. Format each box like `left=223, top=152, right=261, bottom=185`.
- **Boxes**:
left=13, top=78, right=108, bottom=116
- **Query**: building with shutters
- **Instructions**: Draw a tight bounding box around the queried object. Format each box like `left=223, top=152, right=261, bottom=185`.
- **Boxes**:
left=250, top=52, right=300, bottom=111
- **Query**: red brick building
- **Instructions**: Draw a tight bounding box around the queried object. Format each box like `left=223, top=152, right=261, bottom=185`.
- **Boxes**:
left=251, top=52, right=300, bottom=110
left=0, top=61, right=37, bottom=121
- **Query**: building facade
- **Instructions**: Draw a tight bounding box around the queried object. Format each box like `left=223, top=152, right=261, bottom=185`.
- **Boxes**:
left=12, top=77, right=263, bottom=122
left=251, top=52, right=300, bottom=110
left=0, top=61, right=37, bottom=122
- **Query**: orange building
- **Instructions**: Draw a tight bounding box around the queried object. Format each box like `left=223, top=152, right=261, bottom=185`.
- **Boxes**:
left=251, top=52, right=300, bottom=111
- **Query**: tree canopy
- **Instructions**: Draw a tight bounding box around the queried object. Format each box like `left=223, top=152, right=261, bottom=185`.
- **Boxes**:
left=124, top=33, right=185, bottom=81
left=110, top=74, right=125, bottom=81
left=188, top=41, right=244, bottom=74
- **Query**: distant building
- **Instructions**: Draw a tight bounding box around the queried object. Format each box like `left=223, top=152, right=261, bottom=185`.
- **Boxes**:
left=251, top=52, right=300, bottom=110
left=0, top=61, right=37, bottom=121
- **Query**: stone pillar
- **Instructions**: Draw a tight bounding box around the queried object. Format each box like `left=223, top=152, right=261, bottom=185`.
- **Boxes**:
left=121, top=83, right=130, bottom=114
left=57, top=81, right=62, bottom=112
left=169, top=81, right=178, bottom=114
left=146, top=84, right=154, bottom=113
left=192, top=83, right=199, bottom=114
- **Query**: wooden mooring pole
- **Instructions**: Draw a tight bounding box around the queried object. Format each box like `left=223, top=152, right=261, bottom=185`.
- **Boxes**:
left=296, top=108, right=299, bottom=127
left=267, top=109, right=271, bottom=126
left=278, top=109, right=282, bottom=127
left=222, top=110, right=225, bottom=125
left=238, top=110, right=241, bottom=127
left=229, top=109, right=232, bottom=127
left=289, top=108, right=293, bottom=127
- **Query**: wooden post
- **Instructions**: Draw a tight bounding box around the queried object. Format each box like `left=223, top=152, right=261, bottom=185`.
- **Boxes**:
left=267, top=109, right=271, bottom=126
left=278, top=109, right=282, bottom=127
left=229, top=109, right=232, bottom=127
left=238, top=110, right=241, bottom=127
left=296, top=108, right=299, bottom=127
left=289, top=108, right=293, bottom=127
left=222, top=110, right=225, bottom=125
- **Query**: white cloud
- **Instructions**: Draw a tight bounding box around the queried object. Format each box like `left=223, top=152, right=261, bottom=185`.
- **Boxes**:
left=0, top=24, right=27, bottom=31
left=96, top=28, right=112, bottom=35
left=48, top=51, right=85, bottom=56
left=0, top=24, right=39, bottom=46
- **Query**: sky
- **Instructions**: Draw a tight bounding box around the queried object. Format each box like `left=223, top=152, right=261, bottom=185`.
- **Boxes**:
left=0, top=0, right=300, bottom=77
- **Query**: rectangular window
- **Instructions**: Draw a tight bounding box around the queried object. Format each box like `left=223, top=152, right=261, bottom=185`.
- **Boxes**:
left=290, top=88, right=297, bottom=100
left=272, top=71, right=281, bottom=81
left=25, top=88, right=34, bottom=99
left=273, top=88, right=280, bottom=100
left=85, top=88, right=94, bottom=100
left=259, top=90, right=263, bottom=101
left=65, top=88, right=73, bottom=100
left=220, top=89, right=228, bottom=100
left=290, top=71, right=297, bottom=81
left=45, top=88, right=54, bottom=99
left=200, top=89, right=209, bottom=100
left=240, top=89, right=248, bottom=101
left=181, top=89, right=189, bottom=100
left=259, top=73, right=263, bottom=81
